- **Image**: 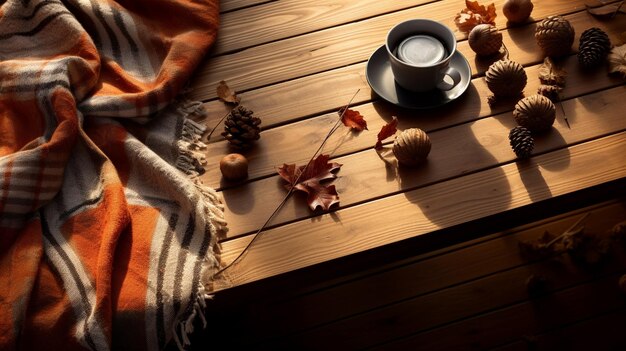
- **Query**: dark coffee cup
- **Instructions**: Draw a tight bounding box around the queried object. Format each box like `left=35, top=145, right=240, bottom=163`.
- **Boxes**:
left=386, top=19, right=461, bottom=92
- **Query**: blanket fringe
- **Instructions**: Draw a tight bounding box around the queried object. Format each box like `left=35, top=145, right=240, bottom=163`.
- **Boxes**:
left=172, top=99, right=228, bottom=350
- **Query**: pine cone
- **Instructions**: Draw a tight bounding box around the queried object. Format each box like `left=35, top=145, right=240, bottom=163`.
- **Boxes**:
left=535, top=16, right=575, bottom=57
left=513, top=94, right=556, bottom=133
left=485, top=60, right=527, bottom=98
left=221, top=105, right=261, bottom=149
left=509, top=126, right=534, bottom=158
left=578, top=27, right=611, bottom=68
left=469, top=24, right=502, bottom=57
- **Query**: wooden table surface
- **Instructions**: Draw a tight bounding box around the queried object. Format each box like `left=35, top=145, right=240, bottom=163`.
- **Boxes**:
left=191, top=0, right=626, bottom=291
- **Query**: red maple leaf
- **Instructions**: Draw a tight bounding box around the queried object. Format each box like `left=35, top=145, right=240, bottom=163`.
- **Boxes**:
left=277, top=154, right=342, bottom=211
left=339, top=107, right=368, bottom=131
left=375, top=116, right=398, bottom=149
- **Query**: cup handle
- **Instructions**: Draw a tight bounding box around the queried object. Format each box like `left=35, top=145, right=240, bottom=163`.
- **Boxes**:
left=436, top=67, right=462, bottom=91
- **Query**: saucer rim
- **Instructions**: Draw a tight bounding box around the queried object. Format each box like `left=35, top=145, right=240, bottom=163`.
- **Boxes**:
left=365, top=45, right=472, bottom=109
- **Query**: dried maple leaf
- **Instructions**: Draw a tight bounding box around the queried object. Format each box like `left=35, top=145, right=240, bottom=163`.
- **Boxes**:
left=454, top=0, right=497, bottom=33
left=216, top=80, right=240, bottom=104
left=375, top=116, right=398, bottom=150
left=339, top=107, right=368, bottom=131
left=586, top=1, right=625, bottom=18
left=538, top=57, right=567, bottom=87
left=277, top=154, right=342, bottom=211
left=608, top=43, right=626, bottom=78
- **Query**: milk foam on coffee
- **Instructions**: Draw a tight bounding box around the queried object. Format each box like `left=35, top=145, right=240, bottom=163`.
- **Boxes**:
left=396, top=35, right=447, bottom=66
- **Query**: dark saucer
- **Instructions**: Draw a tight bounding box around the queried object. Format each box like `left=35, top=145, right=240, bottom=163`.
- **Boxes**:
left=365, top=45, right=472, bottom=109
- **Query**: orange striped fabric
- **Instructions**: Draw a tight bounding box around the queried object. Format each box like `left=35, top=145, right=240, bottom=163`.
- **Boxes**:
left=0, top=1, right=226, bottom=350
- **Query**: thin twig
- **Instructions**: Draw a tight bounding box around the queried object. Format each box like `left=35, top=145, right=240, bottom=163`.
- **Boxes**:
left=558, top=95, right=570, bottom=129
left=545, top=212, right=590, bottom=249
left=213, top=89, right=361, bottom=278
left=205, top=109, right=232, bottom=141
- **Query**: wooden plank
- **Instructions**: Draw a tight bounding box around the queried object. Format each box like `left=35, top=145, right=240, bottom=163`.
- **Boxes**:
left=201, top=58, right=624, bottom=189
left=214, top=0, right=438, bottom=55
left=216, top=131, right=626, bottom=288
left=376, top=275, right=626, bottom=350
left=214, top=85, right=626, bottom=238
left=191, top=2, right=601, bottom=101
left=200, top=12, right=626, bottom=133
left=265, top=251, right=626, bottom=349
left=209, top=202, right=626, bottom=345
left=221, top=0, right=270, bottom=13
left=493, top=310, right=626, bottom=351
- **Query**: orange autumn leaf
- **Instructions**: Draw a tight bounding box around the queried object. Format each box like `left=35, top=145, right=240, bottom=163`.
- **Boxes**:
left=339, top=107, right=368, bottom=131
left=277, top=154, right=342, bottom=211
left=216, top=80, right=240, bottom=104
left=454, top=0, right=497, bottom=33
left=375, top=116, right=398, bottom=150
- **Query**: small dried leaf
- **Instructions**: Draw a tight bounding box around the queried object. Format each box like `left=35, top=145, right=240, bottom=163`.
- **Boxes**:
left=519, top=230, right=556, bottom=258
left=538, top=57, right=567, bottom=87
left=277, top=154, right=342, bottom=211
left=608, top=44, right=626, bottom=78
left=619, top=275, right=626, bottom=294
left=454, top=0, right=497, bottom=33
left=216, top=80, right=240, bottom=104
left=537, top=84, right=562, bottom=101
left=375, top=116, right=398, bottom=150
left=339, top=108, right=368, bottom=131
left=585, top=1, right=624, bottom=18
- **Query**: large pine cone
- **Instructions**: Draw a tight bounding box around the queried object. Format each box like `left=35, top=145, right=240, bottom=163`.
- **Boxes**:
left=485, top=60, right=527, bottom=97
left=222, top=105, right=261, bottom=149
left=509, top=126, right=534, bottom=158
left=578, top=27, right=611, bottom=68
left=513, top=94, right=556, bottom=133
left=536, top=16, right=575, bottom=57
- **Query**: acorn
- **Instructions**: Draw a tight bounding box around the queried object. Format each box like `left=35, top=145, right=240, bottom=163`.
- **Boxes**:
left=469, top=24, right=503, bottom=56
left=219, top=153, right=249, bottom=180
left=392, top=128, right=431, bottom=167
left=503, top=0, right=534, bottom=24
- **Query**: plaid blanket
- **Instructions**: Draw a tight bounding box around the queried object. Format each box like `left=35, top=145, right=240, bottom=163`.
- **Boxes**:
left=0, top=0, right=227, bottom=350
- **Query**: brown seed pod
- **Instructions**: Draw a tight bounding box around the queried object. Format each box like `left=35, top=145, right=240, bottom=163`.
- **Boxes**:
left=485, top=60, right=527, bottom=98
left=513, top=94, right=556, bottom=133
left=535, top=16, right=575, bottom=58
left=220, top=153, right=249, bottom=180
left=469, top=24, right=503, bottom=56
left=392, top=128, right=431, bottom=167
left=503, top=0, right=534, bottom=24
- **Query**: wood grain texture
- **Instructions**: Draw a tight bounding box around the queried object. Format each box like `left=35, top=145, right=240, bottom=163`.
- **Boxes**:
left=201, top=60, right=624, bottom=190
left=209, top=201, right=626, bottom=344
left=378, top=275, right=626, bottom=350
left=217, top=86, right=626, bottom=238
left=199, top=9, right=626, bottom=128
left=217, top=131, right=626, bottom=287
left=191, top=1, right=602, bottom=101
left=214, top=0, right=438, bottom=55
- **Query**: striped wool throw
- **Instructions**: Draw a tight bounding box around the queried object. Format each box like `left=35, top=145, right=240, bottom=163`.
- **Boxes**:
left=0, top=0, right=227, bottom=350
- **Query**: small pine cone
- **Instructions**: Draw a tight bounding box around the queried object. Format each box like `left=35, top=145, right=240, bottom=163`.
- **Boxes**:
left=513, top=94, right=556, bottom=133
left=509, top=126, right=534, bottom=158
left=485, top=60, right=527, bottom=98
left=578, top=27, right=611, bottom=68
left=536, top=16, right=575, bottom=57
left=221, top=105, right=261, bottom=149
